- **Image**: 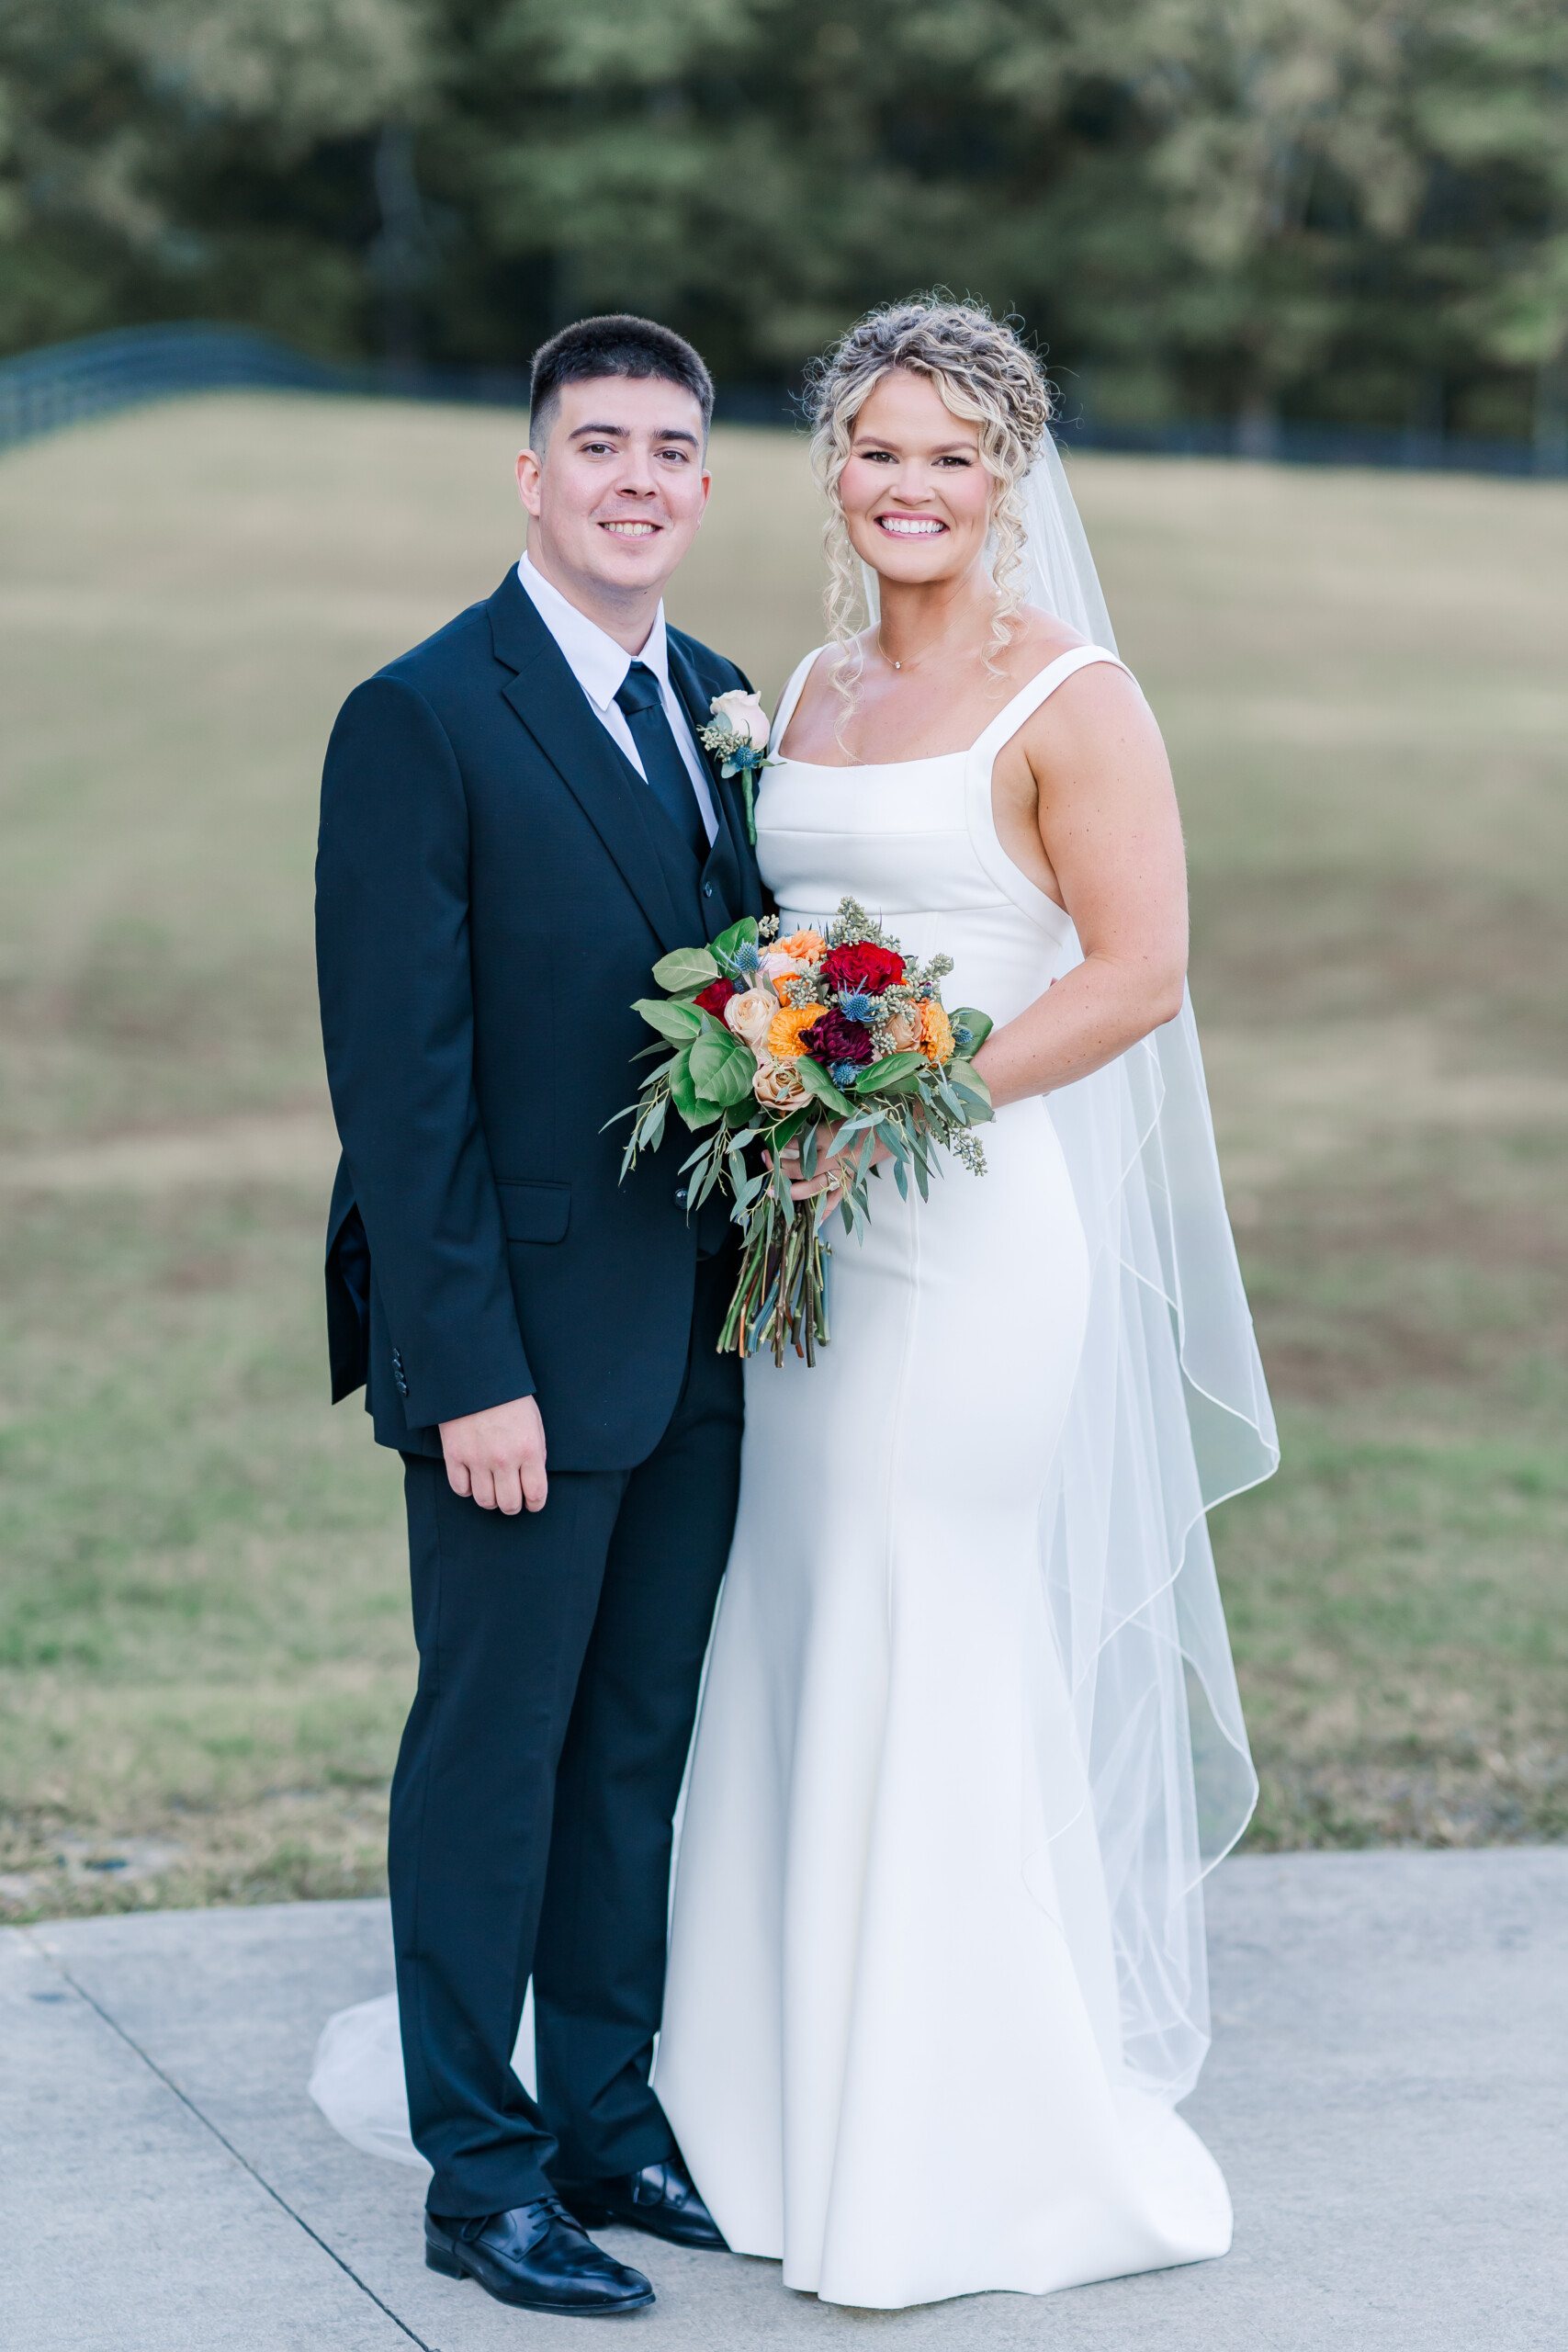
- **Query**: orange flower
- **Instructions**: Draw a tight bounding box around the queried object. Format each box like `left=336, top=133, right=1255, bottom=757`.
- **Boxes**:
left=768, top=1003, right=826, bottom=1060
left=778, top=929, right=825, bottom=963
left=919, top=1000, right=954, bottom=1064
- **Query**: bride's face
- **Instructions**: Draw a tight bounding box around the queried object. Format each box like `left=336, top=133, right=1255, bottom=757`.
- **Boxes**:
left=839, top=370, right=993, bottom=586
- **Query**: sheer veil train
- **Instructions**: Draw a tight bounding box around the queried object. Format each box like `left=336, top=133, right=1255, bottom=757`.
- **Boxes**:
left=922, top=433, right=1277, bottom=2098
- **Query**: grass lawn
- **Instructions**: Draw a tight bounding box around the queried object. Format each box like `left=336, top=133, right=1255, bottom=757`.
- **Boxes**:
left=0, top=394, right=1563, bottom=1919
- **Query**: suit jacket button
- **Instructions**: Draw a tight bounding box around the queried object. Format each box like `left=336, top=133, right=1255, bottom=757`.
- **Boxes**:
left=674, top=1186, right=689, bottom=1209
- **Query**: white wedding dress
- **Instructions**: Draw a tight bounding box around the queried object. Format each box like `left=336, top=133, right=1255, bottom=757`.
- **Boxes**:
left=651, top=639, right=1275, bottom=2308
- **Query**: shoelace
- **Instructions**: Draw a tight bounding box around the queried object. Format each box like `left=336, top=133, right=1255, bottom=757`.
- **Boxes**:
left=457, top=2193, right=582, bottom=2245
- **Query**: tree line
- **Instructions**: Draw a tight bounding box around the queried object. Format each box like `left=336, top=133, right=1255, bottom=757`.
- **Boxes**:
left=4, top=0, right=1565, bottom=451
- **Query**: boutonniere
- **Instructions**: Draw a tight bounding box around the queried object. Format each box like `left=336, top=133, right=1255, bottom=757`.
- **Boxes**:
left=698, top=689, right=775, bottom=847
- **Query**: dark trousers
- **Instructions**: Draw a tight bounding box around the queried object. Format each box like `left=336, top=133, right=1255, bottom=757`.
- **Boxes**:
left=389, top=1256, right=743, bottom=2218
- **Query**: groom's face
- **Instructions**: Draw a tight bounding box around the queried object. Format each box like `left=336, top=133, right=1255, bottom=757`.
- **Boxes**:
left=516, top=375, right=710, bottom=605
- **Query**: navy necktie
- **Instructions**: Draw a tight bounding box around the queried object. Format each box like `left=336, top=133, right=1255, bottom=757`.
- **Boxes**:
left=615, top=662, right=709, bottom=865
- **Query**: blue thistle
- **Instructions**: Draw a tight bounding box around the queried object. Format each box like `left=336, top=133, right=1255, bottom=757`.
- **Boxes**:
left=829, top=1061, right=862, bottom=1091
left=835, top=990, right=878, bottom=1022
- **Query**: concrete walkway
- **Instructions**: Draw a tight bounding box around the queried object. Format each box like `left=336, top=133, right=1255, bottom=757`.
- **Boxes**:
left=4, top=1850, right=1563, bottom=2351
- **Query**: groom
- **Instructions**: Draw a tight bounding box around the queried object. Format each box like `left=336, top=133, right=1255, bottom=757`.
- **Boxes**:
left=315, top=315, right=764, bottom=2317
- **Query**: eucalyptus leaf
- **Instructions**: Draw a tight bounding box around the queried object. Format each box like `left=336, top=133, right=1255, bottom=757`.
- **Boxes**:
left=651, top=945, right=719, bottom=993
left=797, top=1057, right=856, bottom=1119
left=669, top=1045, right=720, bottom=1130
left=633, top=996, right=703, bottom=1044
left=690, top=1030, right=758, bottom=1109
left=949, top=1006, right=994, bottom=1052
left=948, top=1059, right=995, bottom=1121
left=709, top=916, right=759, bottom=962
left=858, top=1049, right=926, bottom=1091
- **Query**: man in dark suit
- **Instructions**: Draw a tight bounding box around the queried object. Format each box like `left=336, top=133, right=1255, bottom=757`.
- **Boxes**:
left=315, top=316, right=765, bottom=2318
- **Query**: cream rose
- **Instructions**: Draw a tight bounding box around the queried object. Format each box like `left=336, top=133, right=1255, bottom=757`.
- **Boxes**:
left=709, top=688, right=770, bottom=750
left=751, top=1053, right=810, bottom=1113
left=725, top=985, right=779, bottom=1049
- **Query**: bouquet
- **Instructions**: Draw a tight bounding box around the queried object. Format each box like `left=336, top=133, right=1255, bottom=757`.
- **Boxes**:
left=613, top=898, right=995, bottom=1363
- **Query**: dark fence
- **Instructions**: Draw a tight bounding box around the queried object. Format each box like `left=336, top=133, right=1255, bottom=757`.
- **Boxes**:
left=1, top=322, right=1561, bottom=478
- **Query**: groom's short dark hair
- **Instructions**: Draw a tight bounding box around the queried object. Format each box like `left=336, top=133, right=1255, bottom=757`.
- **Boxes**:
left=528, top=314, right=715, bottom=453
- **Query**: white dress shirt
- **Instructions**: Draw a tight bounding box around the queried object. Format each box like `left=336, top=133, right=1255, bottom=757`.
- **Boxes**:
left=516, top=552, right=718, bottom=844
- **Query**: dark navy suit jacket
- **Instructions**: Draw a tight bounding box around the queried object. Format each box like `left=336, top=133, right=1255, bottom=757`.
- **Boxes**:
left=314, top=565, right=766, bottom=1471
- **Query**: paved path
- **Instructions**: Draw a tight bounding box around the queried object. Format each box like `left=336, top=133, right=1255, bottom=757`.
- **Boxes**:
left=5, top=1850, right=1563, bottom=2350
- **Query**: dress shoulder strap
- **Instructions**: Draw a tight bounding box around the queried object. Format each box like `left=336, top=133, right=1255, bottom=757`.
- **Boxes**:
left=770, top=645, right=829, bottom=756
left=970, top=644, right=1128, bottom=764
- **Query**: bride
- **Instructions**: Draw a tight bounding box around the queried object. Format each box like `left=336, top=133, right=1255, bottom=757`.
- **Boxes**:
left=650, top=297, right=1277, bottom=2308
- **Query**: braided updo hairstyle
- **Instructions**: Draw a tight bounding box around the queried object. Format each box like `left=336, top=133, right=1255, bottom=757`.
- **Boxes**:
left=804, top=296, right=1053, bottom=700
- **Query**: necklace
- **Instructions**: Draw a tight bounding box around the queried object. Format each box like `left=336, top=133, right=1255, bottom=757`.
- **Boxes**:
left=877, top=632, right=930, bottom=673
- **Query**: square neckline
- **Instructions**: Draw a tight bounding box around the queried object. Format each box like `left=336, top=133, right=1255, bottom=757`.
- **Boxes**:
left=771, top=642, right=1122, bottom=775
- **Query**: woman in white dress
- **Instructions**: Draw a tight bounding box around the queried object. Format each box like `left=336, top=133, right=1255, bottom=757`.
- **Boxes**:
left=652, top=298, right=1278, bottom=2310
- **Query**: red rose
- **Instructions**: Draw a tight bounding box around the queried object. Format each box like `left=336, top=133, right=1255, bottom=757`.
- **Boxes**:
left=694, top=977, right=740, bottom=1017
left=819, top=942, right=905, bottom=995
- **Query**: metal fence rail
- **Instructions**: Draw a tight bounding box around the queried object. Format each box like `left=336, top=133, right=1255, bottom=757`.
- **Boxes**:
left=1, top=322, right=1562, bottom=478
left=0, top=324, right=354, bottom=451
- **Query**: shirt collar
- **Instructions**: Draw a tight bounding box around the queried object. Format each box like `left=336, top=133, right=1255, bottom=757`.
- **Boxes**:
left=518, top=551, right=671, bottom=712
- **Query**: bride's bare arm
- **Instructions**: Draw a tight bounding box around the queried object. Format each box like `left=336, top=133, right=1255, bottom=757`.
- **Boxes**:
left=976, top=666, right=1189, bottom=1110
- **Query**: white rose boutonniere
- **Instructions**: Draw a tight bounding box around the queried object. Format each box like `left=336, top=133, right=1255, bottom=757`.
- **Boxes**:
left=698, top=689, right=776, bottom=845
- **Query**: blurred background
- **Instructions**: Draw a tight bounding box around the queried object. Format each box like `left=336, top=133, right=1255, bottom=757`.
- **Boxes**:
left=0, top=2, right=1563, bottom=1920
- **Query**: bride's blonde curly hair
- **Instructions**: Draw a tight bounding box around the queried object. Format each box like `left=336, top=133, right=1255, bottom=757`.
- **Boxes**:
left=805, top=296, right=1053, bottom=705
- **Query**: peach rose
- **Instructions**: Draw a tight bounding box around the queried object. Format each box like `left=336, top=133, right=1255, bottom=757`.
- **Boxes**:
left=725, top=985, right=779, bottom=1049
left=778, top=929, right=825, bottom=962
left=881, top=1004, right=922, bottom=1053
left=751, top=1053, right=811, bottom=1112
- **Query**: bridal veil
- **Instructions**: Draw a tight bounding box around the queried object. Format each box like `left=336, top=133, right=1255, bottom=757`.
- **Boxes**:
left=869, top=436, right=1278, bottom=2102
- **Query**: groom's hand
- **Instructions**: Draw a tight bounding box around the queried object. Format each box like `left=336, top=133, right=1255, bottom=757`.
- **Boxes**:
left=438, top=1396, right=548, bottom=1515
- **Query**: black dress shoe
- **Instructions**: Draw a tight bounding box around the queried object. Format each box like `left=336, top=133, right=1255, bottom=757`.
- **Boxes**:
left=424, top=2196, right=655, bottom=2314
left=557, top=2156, right=728, bottom=2252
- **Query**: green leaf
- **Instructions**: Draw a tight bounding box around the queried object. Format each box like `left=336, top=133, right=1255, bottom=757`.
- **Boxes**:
left=668, top=1045, right=720, bottom=1130
left=651, top=945, right=719, bottom=993
left=796, top=1056, right=857, bottom=1118
left=948, top=1059, right=996, bottom=1121
left=708, top=916, right=759, bottom=963
left=858, top=1049, right=927, bottom=1091
left=949, top=1007, right=994, bottom=1053
left=632, top=996, right=703, bottom=1044
left=689, top=1029, right=758, bottom=1109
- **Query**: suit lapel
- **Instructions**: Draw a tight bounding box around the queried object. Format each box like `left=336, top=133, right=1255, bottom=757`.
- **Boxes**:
left=666, top=634, right=752, bottom=925
left=488, top=571, right=690, bottom=956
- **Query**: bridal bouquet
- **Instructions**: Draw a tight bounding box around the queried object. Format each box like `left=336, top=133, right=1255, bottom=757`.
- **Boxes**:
left=613, top=898, right=994, bottom=1363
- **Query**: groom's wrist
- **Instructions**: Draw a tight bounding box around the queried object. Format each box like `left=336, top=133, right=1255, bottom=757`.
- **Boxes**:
left=395, top=1347, right=535, bottom=1433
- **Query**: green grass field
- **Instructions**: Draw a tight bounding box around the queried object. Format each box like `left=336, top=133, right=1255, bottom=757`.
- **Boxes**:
left=1, top=394, right=1563, bottom=1918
